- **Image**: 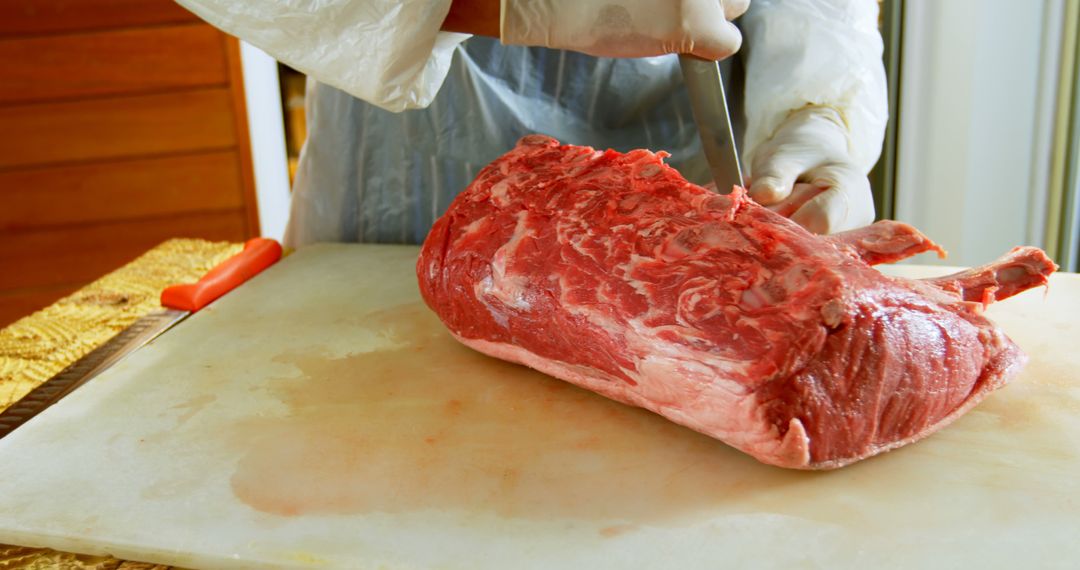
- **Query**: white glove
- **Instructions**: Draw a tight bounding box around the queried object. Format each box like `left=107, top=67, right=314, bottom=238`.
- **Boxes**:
left=739, top=0, right=887, bottom=234
left=501, top=0, right=750, bottom=59
left=748, top=106, right=874, bottom=234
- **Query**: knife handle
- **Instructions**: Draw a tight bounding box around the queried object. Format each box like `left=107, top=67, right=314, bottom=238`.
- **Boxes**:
left=161, top=238, right=282, bottom=312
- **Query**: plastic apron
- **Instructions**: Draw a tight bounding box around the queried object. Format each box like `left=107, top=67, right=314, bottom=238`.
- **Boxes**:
left=284, top=36, right=741, bottom=248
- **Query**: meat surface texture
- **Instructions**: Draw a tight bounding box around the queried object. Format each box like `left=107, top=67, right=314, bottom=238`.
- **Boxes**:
left=416, top=135, right=1057, bottom=469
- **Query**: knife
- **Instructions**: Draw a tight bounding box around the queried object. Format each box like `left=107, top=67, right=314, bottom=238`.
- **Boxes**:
left=678, top=55, right=744, bottom=193
left=0, top=238, right=283, bottom=439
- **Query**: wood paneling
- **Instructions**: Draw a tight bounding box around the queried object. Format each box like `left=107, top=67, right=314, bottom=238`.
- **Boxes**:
left=0, top=284, right=82, bottom=327
left=0, top=25, right=228, bottom=105
left=0, top=1, right=261, bottom=326
left=1, top=211, right=249, bottom=291
left=0, top=0, right=199, bottom=37
left=0, top=88, right=236, bottom=169
left=0, top=151, right=244, bottom=231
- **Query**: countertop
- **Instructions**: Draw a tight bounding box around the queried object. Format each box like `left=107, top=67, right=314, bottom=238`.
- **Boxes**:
left=0, top=238, right=240, bottom=569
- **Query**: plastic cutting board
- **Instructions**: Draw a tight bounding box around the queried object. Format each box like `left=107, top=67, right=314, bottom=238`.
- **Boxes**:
left=0, top=244, right=1077, bottom=569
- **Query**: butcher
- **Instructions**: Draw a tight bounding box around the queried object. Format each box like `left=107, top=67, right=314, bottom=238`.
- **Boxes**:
left=175, top=0, right=887, bottom=246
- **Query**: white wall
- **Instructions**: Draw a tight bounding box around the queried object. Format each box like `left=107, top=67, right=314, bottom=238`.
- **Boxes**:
left=894, top=0, right=1061, bottom=266
left=238, top=42, right=292, bottom=241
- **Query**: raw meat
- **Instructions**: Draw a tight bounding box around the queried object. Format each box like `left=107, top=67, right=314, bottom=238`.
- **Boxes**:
left=416, top=135, right=1057, bottom=469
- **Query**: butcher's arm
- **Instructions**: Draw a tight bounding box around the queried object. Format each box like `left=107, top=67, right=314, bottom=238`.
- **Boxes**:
left=174, top=0, right=469, bottom=112
left=442, top=0, right=500, bottom=36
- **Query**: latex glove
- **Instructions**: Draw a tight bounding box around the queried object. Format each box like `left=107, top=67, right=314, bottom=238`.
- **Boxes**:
left=748, top=106, right=875, bottom=234
left=739, top=0, right=887, bottom=234
left=501, top=0, right=750, bottom=60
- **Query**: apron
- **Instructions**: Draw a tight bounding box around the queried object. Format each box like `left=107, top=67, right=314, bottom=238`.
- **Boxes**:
left=284, top=36, right=742, bottom=247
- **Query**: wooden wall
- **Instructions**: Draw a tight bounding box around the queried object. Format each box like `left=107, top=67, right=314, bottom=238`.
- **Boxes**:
left=0, top=0, right=259, bottom=326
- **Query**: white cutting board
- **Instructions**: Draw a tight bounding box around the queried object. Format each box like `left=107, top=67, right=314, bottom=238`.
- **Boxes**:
left=0, top=244, right=1078, bottom=569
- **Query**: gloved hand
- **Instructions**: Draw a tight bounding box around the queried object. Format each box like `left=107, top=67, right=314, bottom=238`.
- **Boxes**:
left=501, top=0, right=750, bottom=60
left=747, top=106, right=875, bottom=234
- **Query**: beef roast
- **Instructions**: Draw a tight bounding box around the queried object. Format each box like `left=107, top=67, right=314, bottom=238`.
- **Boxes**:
left=416, top=135, right=1057, bottom=469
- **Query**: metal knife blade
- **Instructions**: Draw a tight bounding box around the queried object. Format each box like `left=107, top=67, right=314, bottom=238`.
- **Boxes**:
left=0, top=309, right=187, bottom=438
left=0, top=238, right=284, bottom=439
left=678, top=55, right=744, bottom=193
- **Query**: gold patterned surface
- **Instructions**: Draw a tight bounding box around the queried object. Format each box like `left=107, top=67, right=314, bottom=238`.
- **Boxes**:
left=0, top=239, right=241, bottom=414
left=0, top=544, right=172, bottom=570
left=0, top=238, right=241, bottom=569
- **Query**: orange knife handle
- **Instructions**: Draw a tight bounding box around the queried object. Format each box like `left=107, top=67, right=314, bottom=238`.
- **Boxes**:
left=160, top=238, right=282, bottom=312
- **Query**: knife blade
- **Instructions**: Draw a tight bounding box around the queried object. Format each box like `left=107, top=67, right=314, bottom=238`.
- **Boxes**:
left=0, top=238, right=283, bottom=439
left=678, top=55, right=744, bottom=193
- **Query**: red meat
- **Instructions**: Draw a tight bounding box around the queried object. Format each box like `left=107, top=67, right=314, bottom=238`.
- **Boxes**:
left=416, top=135, right=1056, bottom=469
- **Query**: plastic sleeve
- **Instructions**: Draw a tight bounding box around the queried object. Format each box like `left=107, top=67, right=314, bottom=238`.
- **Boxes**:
left=176, top=0, right=470, bottom=112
